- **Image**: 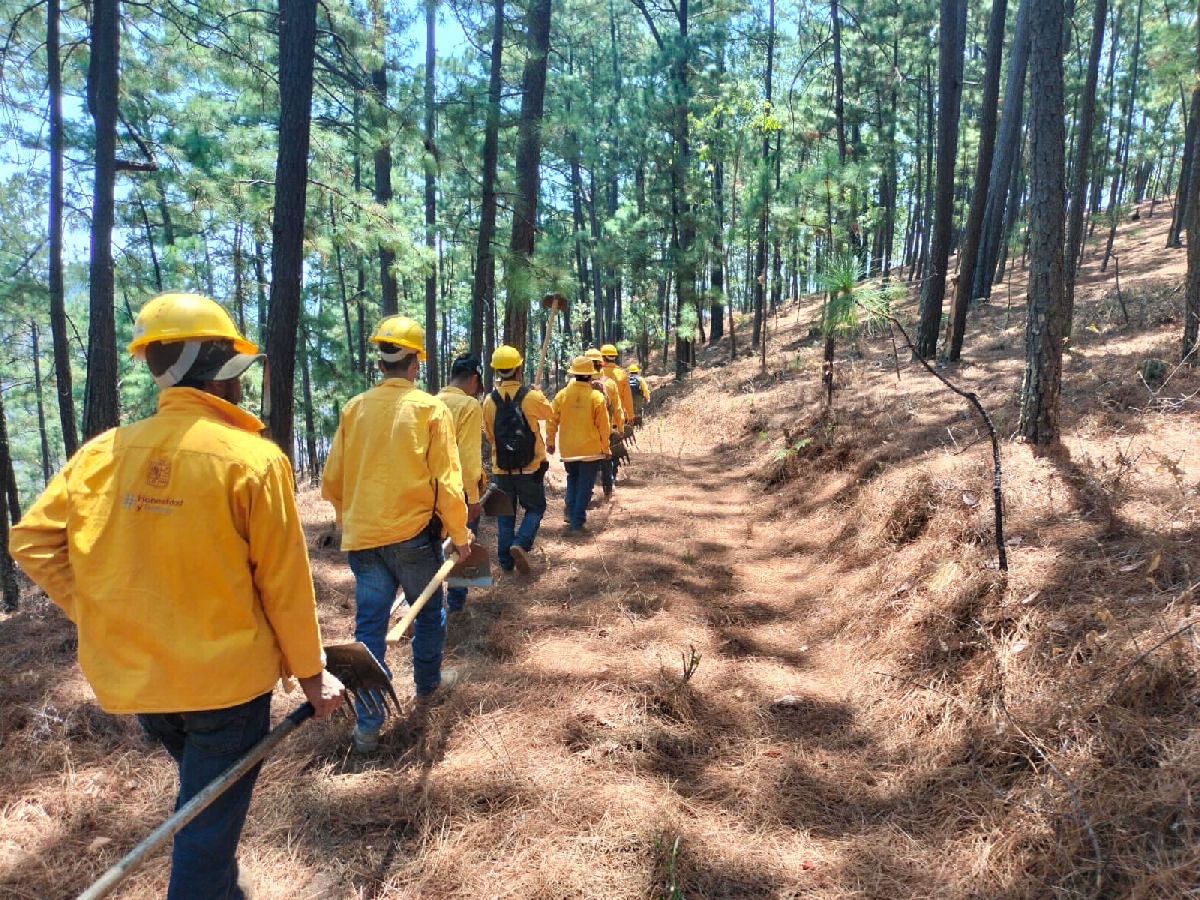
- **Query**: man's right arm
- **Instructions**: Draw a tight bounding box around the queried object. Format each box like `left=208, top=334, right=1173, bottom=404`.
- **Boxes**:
left=9, top=467, right=77, bottom=620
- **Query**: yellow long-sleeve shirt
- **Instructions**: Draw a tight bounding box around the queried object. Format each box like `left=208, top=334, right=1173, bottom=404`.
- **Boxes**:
left=602, top=363, right=636, bottom=422
left=548, top=380, right=611, bottom=460
left=437, top=386, right=486, bottom=503
left=8, top=388, right=326, bottom=714
left=322, top=378, right=469, bottom=550
left=594, top=375, right=624, bottom=433
left=482, top=380, right=553, bottom=473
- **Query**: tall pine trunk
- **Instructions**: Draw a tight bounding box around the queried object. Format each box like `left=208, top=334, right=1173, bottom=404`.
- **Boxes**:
left=82, top=0, right=120, bottom=439
left=503, top=0, right=552, bottom=358
left=972, top=0, right=1031, bottom=302
left=47, top=0, right=77, bottom=457
left=1018, top=0, right=1067, bottom=445
left=948, top=0, right=1007, bottom=361
left=471, top=0, right=504, bottom=358
left=424, top=0, right=440, bottom=391
left=265, top=0, right=318, bottom=459
left=1063, top=0, right=1109, bottom=337
left=915, top=0, right=967, bottom=359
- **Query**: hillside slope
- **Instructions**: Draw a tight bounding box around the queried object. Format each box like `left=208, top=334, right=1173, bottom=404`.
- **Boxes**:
left=2, top=210, right=1198, bottom=898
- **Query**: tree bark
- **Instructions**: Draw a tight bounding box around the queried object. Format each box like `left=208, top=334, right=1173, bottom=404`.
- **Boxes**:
left=371, top=1, right=398, bottom=316
left=1018, top=0, right=1067, bottom=445
left=1064, top=0, right=1109, bottom=336
left=915, top=0, right=967, bottom=359
left=470, top=0, right=504, bottom=358
left=0, top=379, right=17, bottom=609
left=1100, top=0, right=1144, bottom=274
left=47, top=0, right=78, bottom=458
left=82, top=0, right=120, bottom=440
left=973, top=0, right=1031, bottom=302
left=947, top=0, right=1008, bottom=361
left=265, top=0, right=318, bottom=459
left=503, top=0, right=553, bottom=359
left=424, top=0, right=440, bottom=392
left=31, top=323, right=52, bottom=485
left=1183, top=27, right=1200, bottom=363
left=752, top=0, right=775, bottom=352
left=1169, top=93, right=1198, bottom=248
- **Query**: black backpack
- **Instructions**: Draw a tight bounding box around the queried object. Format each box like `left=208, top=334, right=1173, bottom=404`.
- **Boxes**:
left=491, top=386, right=536, bottom=471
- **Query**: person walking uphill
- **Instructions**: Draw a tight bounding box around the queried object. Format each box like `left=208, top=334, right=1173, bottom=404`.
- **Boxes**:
left=600, top=344, right=636, bottom=434
left=321, top=315, right=472, bottom=753
left=438, top=355, right=486, bottom=616
left=482, top=344, right=553, bottom=574
left=628, top=363, right=651, bottom=423
left=547, top=357, right=611, bottom=533
left=9, top=292, right=346, bottom=900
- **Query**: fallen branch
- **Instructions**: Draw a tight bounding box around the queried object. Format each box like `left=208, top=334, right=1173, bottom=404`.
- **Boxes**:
left=1099, top=618, right=1199, bottom=708
left=876, top=312, right=1008, bottom=572
left=1000, top=700, right=1105, bottom=894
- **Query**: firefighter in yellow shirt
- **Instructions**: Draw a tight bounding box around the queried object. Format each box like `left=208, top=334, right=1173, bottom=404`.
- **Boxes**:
left=9, top=292, right=345, bottom=898
left=586, top=347, right=623, bottom=498
left=628, top=363, right=651, bottom=423
left=482, top=345, right=553, bottom=574
left=547, top=356, right=611, bottom=532
left=322, top=316, right=471, bottom=753
left=438, top=354, right=486, bottom=614
left=600, top=343, right=636, bottom=432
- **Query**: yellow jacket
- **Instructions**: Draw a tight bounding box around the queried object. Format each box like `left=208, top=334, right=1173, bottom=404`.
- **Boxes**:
left=437, top=386, right=486, bottom=503
left=482, top=380, right=553, bottom=474
left=8, top=388, right=326, bottom=714
left=322, top=378, right=469, bottom=551
left=602, top=363, right=636, bottom=422
left=548, top=380, right=611, bottom=460
left=594, top=375, right=624, bottom=433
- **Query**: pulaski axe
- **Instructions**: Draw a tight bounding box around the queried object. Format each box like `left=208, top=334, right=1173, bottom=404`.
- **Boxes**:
left=386, top=538, right=494, bottom=644
left=533, top=292, right=571, bottom=390
left=77, top=642, right=397, bottom=900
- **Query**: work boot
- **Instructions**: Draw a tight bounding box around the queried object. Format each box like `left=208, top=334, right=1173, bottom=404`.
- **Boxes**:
left=416, top=667, right=460, bottom=709
left=351, top=725, right=381, bottom=755
left=509, top=545, right=531, bottom=574
left=602, top=484, right=613, bottom=499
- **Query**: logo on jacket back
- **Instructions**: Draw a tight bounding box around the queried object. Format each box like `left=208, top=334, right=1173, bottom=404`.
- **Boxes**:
left=145, top=457, right=172, bottom=488
left=491, top=386, right=535, bottom=471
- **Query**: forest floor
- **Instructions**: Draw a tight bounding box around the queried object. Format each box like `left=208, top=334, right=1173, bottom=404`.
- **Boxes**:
left=3, top=204, right=1200, bottom=899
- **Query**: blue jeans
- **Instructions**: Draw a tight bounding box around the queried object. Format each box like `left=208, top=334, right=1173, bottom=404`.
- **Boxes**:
left=348, top=530, right=446, bottom=731
left=493, top=467, right=546, bottom=570
left=138, top=692, right=272, bottom=900
left=446, top=517, right=480, bottom=612
left=564, top=460, right=600, bottom=529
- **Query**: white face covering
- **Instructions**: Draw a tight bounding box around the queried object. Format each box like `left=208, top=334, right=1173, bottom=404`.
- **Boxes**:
left=151, top=340, right=202, bottom=388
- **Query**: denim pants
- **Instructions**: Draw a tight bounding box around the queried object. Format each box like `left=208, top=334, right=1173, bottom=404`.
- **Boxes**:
left=564, top=460, right=600, bottom=529
left=348, top=530, right=446, bottom=731
left=445, top=517, right=480, bottom=612
left=594, top=447, right=615, bottom=490
left=138, top=692, right=272, bottom=900
left=492, top=466, right=546, bottom=569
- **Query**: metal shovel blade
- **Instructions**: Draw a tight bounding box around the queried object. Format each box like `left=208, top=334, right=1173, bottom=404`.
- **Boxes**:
left=323, top=641, right=401, bottom=720
left=481, top=486, right=515, bottom=517
left=447, top=543, right=493, bottom=588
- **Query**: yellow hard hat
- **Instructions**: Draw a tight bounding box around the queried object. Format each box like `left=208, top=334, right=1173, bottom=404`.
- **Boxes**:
left=128, top=293, right=257, bottom=357
left=491, top=344, right=523, bottom=370
left=600, top=343, right=618, bottom=358
left=568, top=356, right=595, bottom=376
left=584, top=347, right=603, bottom=361
left=370, top=315, right=427, bottom=360
left=628, top=364, right=640, bottom=373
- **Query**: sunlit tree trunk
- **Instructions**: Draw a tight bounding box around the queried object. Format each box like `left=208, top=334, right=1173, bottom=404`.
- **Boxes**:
left=265, top=0, right=318, bottom=459
left=915, top=0, right=967, bottom=359
left=424, top=0, right=440, bottom=391
left=82, top=0, right=120, bottom=439
left=1018, top=0, right=1067, bottom=444
left=948, top=0, right=1007, bottom=361
left=47, top=0, right=77, bottom=457
left=470, top=0, right=504, bottom=358
left=503, top=0, right=553, bottom=359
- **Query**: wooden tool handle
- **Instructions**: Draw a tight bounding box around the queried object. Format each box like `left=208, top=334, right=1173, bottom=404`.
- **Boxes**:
left=385, top=538, right=456, bottom=645
left=533, top=311, right=556, bottom=390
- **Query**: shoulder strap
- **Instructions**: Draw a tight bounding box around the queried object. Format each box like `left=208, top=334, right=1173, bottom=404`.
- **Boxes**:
left=513, top=384, right=529, bottom=405
left=491, top=388, right=505, bottom=407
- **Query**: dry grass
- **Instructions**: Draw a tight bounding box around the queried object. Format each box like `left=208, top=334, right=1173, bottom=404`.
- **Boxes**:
left=2, top=211, right=1199, bottom=897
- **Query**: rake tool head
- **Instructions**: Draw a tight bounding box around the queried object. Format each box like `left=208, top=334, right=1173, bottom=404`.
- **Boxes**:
left=323, top=642, right=401, bottom=720
left=541, top=292, right=569, bottom=312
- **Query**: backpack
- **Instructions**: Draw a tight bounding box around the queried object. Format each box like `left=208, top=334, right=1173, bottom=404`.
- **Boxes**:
left=491, top=386, right=536, bottom=471
left=628, top=373, right=642, bottom=392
